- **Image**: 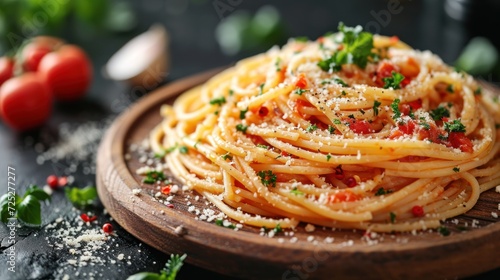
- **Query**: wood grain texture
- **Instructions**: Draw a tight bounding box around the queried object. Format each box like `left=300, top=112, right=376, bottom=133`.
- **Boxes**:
left=97, top=68, right=500, bottom=280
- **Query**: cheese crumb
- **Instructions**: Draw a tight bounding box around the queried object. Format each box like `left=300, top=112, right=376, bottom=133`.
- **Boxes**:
left=492, top=212, right=498, bottom=219
left=305, top=223, right=315, bottom=232
left=117, top=254, right=124, bottom=260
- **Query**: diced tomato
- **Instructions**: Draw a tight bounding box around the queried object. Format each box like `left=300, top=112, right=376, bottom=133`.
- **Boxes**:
left=161, top=185, right=171, bottom=195
left=328, top=191, right=360, bottom=203
left=411, top=205, right=425, bottom=217
left=388, top=129, right=404, bottom=139
left=398, top=120, right=416, bottom=134
left=407, top=99, right=422, bottom=110
left=346, top=119, right=371, bottom=134
left=317, top=36, right=325, bottom=44
left=390, top=36, right=399, bottom=44
left=448, top=132, right=473, bottom=153
left=295, top=73, right=308, bottom=89
left=417, top=123, right=442, bottom=144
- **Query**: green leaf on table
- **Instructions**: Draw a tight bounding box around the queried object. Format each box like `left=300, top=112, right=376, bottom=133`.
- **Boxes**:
left=24, top=184, right=51, bottom=202
left=65, top=186, right=98, bottom=207
left=17, top=194, right=42, bottom=226
left=126, top=254, right=187, bottom=280
left=455, top=37, right=498, bottom=75
left=126, top=272, right=164, bottom=280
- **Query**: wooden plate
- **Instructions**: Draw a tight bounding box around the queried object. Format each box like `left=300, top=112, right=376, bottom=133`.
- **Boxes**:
left=97, top=68, right=500, bottom=280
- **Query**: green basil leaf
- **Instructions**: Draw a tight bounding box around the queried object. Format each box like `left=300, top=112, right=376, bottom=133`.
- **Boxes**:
left=24, top=185, right=51, bottom=202
left=65, top=186, right=98, bottom=207
left=17, top=195, right=42, bottom=226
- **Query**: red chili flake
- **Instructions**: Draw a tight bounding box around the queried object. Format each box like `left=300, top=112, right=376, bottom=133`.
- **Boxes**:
left=345, top=177, right=357, bottom=188
left=161, top=185, right=171, bottom=195
left=412, top=205, right=425, bottom=217
left=334, top=165, right=345, bottom=180
left=167, top=204, right=174, bottom=208
left=103, top=223, right=113, bottom=234
left=80, top=213, right=97, bottom=223
left=47, top=175, right=58, bottom=189
left=58, top=176, right=68, bottom=187
left=258, top=106, right=269, bottom=117
left=281, top=150, right=290, bottom=157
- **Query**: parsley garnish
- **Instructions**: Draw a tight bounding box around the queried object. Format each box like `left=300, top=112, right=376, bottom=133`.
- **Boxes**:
left=333, top=119, right=342, bottom=125
left=474, top=87, right=482, bottom=95
left=373, top=100, right=381, bottom=116
left=390, top=99, right=401, bottom=120
left=236, top=124, right=248, bottom=134
left=444, top=119, right=466, bottom=133
left=239, top=107, right=248, bottom=119
left=257, top=144, right=269, bottom=149
left=307, top=124, right=318, bottom=132
left=389, top=212, right=396, bottom=224
left=154, top=150, right=167, bottom=158
left=290, top=187, right=304, bottom=196
left=127, top=254, right=187, bottom=280
left=446, top=84, right=454, bottom=93
left=334, top=78, right=349, bottom=87
left=65, top=186, right=97, bottom=208
left=259, top=83, right=265, bottom=95
left=274, top=223, right=282, bottom=233
left=438, top=226, right=450, bottom=236
left=142, top=171, right=166, bottom=184
left=383, top=72, right=405, bottom=89
left=228, top=89, right=234, bottom=96
left=430, top=106, right=450, bottom=121
left=419, top=118, right=430, bottom=130
left=179, top=146, right=188, bottom=154
left=341, top=90, right=347, bottom=96
left=453, top=167, right=460, bottom=173
left=166, top=144, right=178, bottom=153
left=294, top=88, right=307, bottom=95
left=275, top=57, right=282, bottom=72
left=348, top=114, right=355, bottom=119
left=257, top=170, right=277, bottom=188
left=221, top=153, right=232, bottom=160
left=209, top=96, right=226, bottom=106
left=328, top=125, right=335, bottom=134
left=1, top=185, right=50, bottom=226
left=326, top=154, right=332, bottom=161
left=374, top=188, right=392, bottom=196
left=215, top=219, right=236, bottom=229
left=317, top=23, right=374, bottom=72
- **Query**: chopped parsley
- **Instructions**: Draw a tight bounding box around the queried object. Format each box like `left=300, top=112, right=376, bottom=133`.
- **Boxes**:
left=294, top=88, right=307, bottom=95
left=446, top=84, right=454, bottom=93
left=373, top=100, right=381, bottom=116
left=453, top=166, right=460, bottom=173
left=154, top=150, right=167, bottom=158
left=326, top=154, right=332, bottom=161
left=166, top=144, right=178, bottom=153
left=348, top=114, right=355, bottom=119
left=334, top=78, right=349, bottom=87
left=444, top=119, right=466, bottom=133
left=143, top=171, right=166, bottom=184
left=390, top=98, right=401, bottom=120
left=438, top=226, right=450, bottom=236
left=275, top=57, right=282, bottom=72
left=257, top=144, right=269, bottom=149
left=209, top=96, right=226, bottom=106
left=239, top=108, right=248, bottom=119
left=493, top=96, right=499, bottom=103
left=215, top=219, right=236, bottom=229
left=179, top=146, right=188, bottom=154
left=317, top=23, right=374, bottom=72
left=290, top=187, right=304, bottom=196
left=306, top=124, right=318, bottom=132
left=430, top=106, right=450, bottom=121
left=273, top=223, right=282, bottom=233
left=236, top=124, right=248, bottom=133
left=341, top=90, right=347, bottom=96
left=419, top=118, right=430, bottom=130
left=474, top=87, right=482, bottom=95
left=374, top=188, right=392, bottom=196
left=383, top=71, right=405, bottom=89
left=389, top=212, right=396, bottom=224
left=259, top=83, right=265, bottom=95
left=333, top=119, right=342, bottom=125
left=221, top=153, right=232, bottom=160
left=228, top=89, right=234, bottom=96
left=328, top=125, right=335, bottom=134
left=257, top=170, right=277, bottom=188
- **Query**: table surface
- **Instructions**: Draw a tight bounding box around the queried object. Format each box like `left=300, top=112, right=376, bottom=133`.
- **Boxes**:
left=1, top=0, right=499, bottom=279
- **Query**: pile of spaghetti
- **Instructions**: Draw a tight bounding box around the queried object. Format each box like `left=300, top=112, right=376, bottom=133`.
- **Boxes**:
left=150, top=24, right=500, bottom=232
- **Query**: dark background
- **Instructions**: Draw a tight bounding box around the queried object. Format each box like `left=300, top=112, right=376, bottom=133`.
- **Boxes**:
left=1, top=0, right=499, bottom=279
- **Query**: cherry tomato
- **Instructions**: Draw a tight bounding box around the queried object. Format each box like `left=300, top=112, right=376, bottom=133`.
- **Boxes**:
left=38, top=45, right=92, bottom=101
left=0, top=73, right=52, bottom=131
left=22, top=36, right=64, bottom=72
left=0, top=57, right=14, bottom=86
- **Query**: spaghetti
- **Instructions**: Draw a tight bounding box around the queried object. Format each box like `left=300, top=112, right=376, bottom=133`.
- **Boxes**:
left=149, top=24, right=500, bottom=232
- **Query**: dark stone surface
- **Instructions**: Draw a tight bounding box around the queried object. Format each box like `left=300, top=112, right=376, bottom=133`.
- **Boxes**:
left=0, top=0, right=499, bottom=279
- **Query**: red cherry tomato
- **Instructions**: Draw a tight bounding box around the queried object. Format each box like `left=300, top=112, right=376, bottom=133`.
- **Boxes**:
left=38, top=45, right=92, bottom=101
left=22, top=36, right=65, bottom=72
left=0, top=73, right=52, bottom=131
left=0, top=57, right=14, bottom=86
